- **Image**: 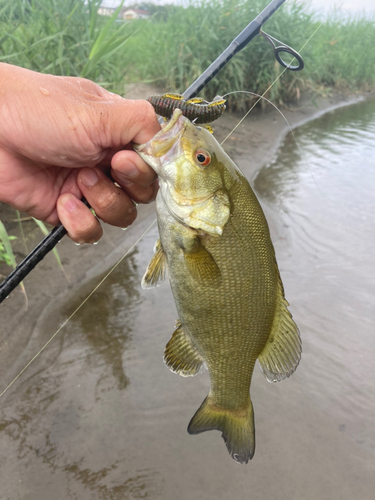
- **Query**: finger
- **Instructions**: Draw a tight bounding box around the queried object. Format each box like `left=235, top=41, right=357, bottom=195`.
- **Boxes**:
left=111, top=149, right=157, bottom=188
left=120, top=179, right=159, bottom=205
left=99, top=99, right=161, bottom=148
left=78, top=167, right=137, bottom=228
left=57, top=193, right=103, bottom=244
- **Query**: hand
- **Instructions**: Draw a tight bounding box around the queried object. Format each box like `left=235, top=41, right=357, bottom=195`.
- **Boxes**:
left=0, top=63, right=160, bottom=243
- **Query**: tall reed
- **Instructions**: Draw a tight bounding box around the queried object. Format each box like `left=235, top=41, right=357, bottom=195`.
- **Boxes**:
left=0, top=0, right=374, bottom=107
left=125, top=0, right=375, bottom=107
left=0, top=0, right=135, bottom=89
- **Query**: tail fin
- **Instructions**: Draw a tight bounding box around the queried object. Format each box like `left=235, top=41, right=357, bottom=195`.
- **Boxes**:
left=187, top=397, right=255, bottom=464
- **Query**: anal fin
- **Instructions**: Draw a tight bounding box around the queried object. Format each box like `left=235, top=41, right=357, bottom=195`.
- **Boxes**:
left=141, top=239, right=167, bottom=289
left=164, top=321, right=204, bottom=377
left=258, top=267, right=302, bottom=382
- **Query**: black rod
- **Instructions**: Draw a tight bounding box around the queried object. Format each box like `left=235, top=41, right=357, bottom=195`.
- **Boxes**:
left=0, top=0, right=286, bottom=304
left=0, top=225, right=67, bottom=303
left=183, top=0, right=286, bottom=99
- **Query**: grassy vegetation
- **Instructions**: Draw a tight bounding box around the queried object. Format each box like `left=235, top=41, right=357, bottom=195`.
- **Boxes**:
left=0, top=219, right=28, bottom=305
left=0, top=0, right=137, bottom=90
left=0, top=220, right=17, bottom=269
left=125, top=0, right=375, bottom=108
left=0, top=0, right=374, bottom=108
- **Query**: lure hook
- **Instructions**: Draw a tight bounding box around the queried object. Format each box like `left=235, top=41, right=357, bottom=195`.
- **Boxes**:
left=260, top=30, right=304, bottom=71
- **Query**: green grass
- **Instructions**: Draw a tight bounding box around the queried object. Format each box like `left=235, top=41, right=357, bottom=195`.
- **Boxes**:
left=0, top=220, right=17, bottom=269
left=0, top=219, right=28, bottom=305
left=0, top=0, right=136, bottom=90
left=0, top=0, right=374, bottom=107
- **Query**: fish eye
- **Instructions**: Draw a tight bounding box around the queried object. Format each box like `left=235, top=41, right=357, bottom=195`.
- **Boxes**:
left=195, top=149, right=211, bottom=167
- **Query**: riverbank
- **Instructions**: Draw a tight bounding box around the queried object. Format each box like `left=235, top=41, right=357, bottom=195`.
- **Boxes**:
left=0, top=88, right=369, bottom=387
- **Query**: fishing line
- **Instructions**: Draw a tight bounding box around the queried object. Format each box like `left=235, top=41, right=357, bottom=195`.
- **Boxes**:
left=0, top=219, right=157, bottom=400
left=221, top=89, right=319, bottom=189
left=221, top=23, right=323, bottom=145
left=221, top=90, right=294, bottom=144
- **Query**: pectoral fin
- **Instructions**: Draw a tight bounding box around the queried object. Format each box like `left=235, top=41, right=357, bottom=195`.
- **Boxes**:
left=181, top=236, right=221, bottom=286
left=141, top=239, right=167, bottom=289
left=164, top=321, right=204, bottom=376
left=258, top=267, right=302, bottom=382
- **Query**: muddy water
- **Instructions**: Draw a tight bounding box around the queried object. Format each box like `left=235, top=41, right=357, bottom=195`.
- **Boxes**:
left=1, top=100, right=375, bottom=499
left=254, top=99, right=375, bottom=452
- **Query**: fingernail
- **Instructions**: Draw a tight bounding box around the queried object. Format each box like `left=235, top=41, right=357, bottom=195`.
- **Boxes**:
left=81, top=168, right=99, bottom=187
left=63, top=196, right=78, bottom=212
left=116, top=161, right=138, bottom=179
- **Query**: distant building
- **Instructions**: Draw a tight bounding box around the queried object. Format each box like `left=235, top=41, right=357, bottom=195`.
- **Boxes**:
left=98, top=7, right=115, bottom=17
left=122, top=8, right=150, bottom=20
left=98, top=6, right=150, bottom=21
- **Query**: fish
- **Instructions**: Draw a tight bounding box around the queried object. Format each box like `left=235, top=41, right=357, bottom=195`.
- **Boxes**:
left=134, top=108, right=301, bottom=464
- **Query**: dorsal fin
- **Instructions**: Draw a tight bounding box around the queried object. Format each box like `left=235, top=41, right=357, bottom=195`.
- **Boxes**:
left=258, top=265, right=302, bottom=382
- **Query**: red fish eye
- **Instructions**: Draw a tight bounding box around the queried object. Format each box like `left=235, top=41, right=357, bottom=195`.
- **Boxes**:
left=195, top=150, right=211, bottom=166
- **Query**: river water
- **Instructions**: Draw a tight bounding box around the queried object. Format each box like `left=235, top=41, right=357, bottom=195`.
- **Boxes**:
left=1, top=100, right=374, bottom=499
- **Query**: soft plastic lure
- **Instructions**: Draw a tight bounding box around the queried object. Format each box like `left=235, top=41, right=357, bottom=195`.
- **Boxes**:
left=147, top=93, right=226, bottom=124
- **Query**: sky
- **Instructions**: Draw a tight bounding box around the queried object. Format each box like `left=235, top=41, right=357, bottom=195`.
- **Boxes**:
left=100, top=0, right=375, bottom=16
left=307, top=0, right=375, bottom=14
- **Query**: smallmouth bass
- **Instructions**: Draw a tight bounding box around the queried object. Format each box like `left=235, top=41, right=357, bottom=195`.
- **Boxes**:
left=135, top=109, right=301, bottom=464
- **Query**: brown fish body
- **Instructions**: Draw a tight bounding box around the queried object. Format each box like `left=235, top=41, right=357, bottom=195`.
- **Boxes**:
left=135, top=109, right=301, bottom=463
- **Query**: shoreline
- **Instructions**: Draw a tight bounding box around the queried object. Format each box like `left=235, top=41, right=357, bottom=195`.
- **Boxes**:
left=0, top=89, right=370, bottom=386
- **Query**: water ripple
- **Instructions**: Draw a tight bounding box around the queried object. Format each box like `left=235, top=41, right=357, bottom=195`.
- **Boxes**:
left=255, top=98, right=375, bottom=456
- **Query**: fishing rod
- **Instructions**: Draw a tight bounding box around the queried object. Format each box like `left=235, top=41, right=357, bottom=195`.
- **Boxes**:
left=0, top=0, right=304, bottom=304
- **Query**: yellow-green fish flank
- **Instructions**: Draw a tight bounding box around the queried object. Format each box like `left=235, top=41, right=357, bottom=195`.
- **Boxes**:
left=135, top=109, right=301, bottom=464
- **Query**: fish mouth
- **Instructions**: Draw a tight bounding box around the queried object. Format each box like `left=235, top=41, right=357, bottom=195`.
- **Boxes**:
left=160, top=108, right=185, bottom=134
left=134, top=109, right=188, bottom=166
